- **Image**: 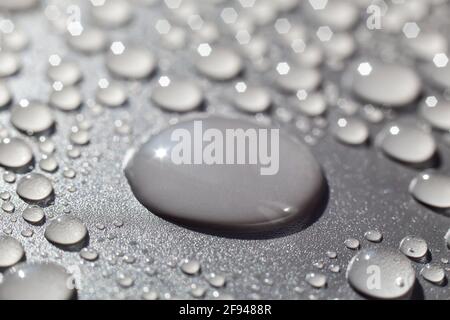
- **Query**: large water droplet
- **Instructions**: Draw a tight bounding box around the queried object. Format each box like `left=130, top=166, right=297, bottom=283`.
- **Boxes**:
left=0, top=263, right=75, bottom=299
left=124, top=115, right=326, bottom=233
left=409, top=171, right=450, bottom=210
left=16, top=173, right=54, bottom=203
left=376, top=122, right=436, bottom=165
left=10, top=103, right=55, bottom=136
left=0, top=236, right=24, bottom=268
left=44, top=215, right=88, bottom=248
left=346, top=247, right=416, bottom=299
left=0, top=138, right=33, bottom=171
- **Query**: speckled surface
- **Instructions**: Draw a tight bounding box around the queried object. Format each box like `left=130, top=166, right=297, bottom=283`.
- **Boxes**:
left=0, top=0, right=449, bottom=300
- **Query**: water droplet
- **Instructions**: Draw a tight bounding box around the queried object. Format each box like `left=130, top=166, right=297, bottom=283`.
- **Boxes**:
left=106, top=46, right=156, bottom=80
left=445, top=229, right=450, bottom=250
left=0, top=263, right=75, bottom=299
left=67, top=28, right=107, bottom=54
left=151, top=80, right=203, bottom=112
left=0, top=138, right=33, bottom=171
left=92, top=0, right=132, bottom=28
left=351, top=62, right=421, bottom=107
left=2, top=201, right=14, bottom=213
left=39, top=138, right=56, bottom=154
left=3, top=171, right=16, bottom=183
left=305, top=272, right=327, bottom=288
left=124, top=116, right=326, bottom=233
left=80, top=248, right=99, bottom=261
left=0, top=191, right=10, bottom=201
left=206, top=273, right=226, bottom=288
left=96, top=82, right=127, bottom=107
left=0, top=82, right=11, bottom=108
left=346, top=247, right=415, bottom=299
left=399, top=236, right=428, bottom=260
left=376, top=122, right=436, bottom=165
left=420, top=97, right=450, bottom=131
left=39, top=156, right=58, bottom=173
left=344, top=238, right=360, bottom=250
left=69, top=129, right=90, bottom=145
left=276, top=66, right=321, bottom=94
left=44, top=215, right=88, bottom=248
left=329, top=264, right=340, bottom=273
left=405, top=31, right=447, bottom=61
left=295, top=92, right=327, bottom=117
left=0, top=0, right=38, bottom=11
left=10, top=103, right=55, bottom=136
left=409, top=171, right=450, bottom=210
left=195, top=47, right=243, bottom=81
left=142, top=289, right=159, bottom=300
left=0, top=52, right=21, bottom=77
left=364, top=230, right=383, bottom=243
left=420, top=264, right=446, bottom=285
left=333, top=117, right=369, bottom=145
left=17, top=173, right=54, bottom=203
left=0, top=236, right=24, bottom=268
left=47, top=62, right=82, bottom=86
left=189, top=283, right=207, bottom=298
left=22, top=206, right=45, bottom=225
left=49, top=86, right=82, bottom=111
left=234, top=86, right=271, bottom=114
left=180, top=259, right=201, bottom=275
left=116, top=273, right=134, bottom=288
left=326, top=251, right=337, bottom=259
left=3, top=28, right=29, bottom=52
left=21, top=229, right=33, bottom=238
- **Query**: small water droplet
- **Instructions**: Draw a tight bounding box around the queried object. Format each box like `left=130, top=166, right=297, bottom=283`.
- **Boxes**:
left=420, top=264, right=446, bottom=285
left=305, top=272, right=327, bottom=288
left=364, top=230, right=383, bottom=243
left=399, top=236, right=428, bottom=260
left=344, top=238, right=360, bottom=250
left=180, top=259, right=201, bottom=275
